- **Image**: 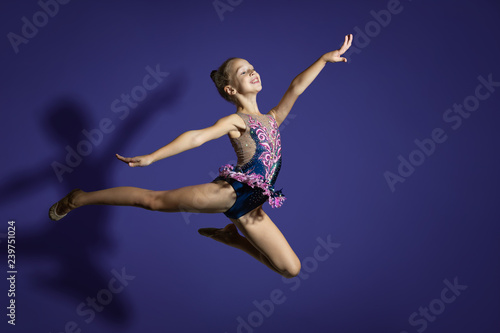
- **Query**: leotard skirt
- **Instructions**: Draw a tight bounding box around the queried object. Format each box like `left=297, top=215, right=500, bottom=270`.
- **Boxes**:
left=213, top=176, right=268, bottom=219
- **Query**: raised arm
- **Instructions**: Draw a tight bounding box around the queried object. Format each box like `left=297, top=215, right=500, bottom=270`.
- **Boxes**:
left=116, top=113, right=244, bottom=167
left=270, top=34, right=353, bottom=126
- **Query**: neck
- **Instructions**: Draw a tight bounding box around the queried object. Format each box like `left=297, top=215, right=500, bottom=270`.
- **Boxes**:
left=236, top=94, right=260, bottom=115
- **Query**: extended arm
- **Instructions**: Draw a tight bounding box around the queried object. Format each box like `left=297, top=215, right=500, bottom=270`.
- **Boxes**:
left=116, top=114, right=243, bottom=167
left=270, top=34, right=353, bottom=126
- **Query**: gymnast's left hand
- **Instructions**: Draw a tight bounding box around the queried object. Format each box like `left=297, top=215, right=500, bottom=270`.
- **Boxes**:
left=322, top=34, right=353, bottom=63
left=115, top=153, right=153, bottom=167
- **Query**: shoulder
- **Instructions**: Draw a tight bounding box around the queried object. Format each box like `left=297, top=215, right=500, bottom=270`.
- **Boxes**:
left=267, top=109, right=277, bottom=121
left=217, top=113, right=246, bottom=130
left=213, top=113, right=247, bottom=140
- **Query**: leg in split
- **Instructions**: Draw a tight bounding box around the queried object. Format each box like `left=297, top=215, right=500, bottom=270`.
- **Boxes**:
left=201, top=206, right=301, bottom=278
left=52, top=180, right=236, bottom=217
left=52, top=183, right=300, bottom=278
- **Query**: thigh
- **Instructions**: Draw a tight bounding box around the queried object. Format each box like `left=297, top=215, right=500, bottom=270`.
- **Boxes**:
left=155, top=180, right=236, bottom=213
left=230, top=207, right=300, bottom=273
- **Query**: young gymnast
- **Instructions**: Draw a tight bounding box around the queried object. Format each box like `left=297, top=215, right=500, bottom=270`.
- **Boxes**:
left=49, top=34, right=353, bottom=278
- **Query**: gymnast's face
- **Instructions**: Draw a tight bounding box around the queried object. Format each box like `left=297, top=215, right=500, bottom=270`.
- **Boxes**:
left=225, top=58, right=262, bottom=97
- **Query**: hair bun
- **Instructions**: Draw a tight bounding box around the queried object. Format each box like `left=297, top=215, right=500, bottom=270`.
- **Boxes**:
left=210, top=70, right=218, bottom=82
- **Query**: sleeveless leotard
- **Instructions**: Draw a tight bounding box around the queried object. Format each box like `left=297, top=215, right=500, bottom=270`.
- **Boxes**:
left=214, top=112, right=285, bottom=219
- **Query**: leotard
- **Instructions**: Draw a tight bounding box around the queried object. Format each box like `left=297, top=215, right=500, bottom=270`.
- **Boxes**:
left=214, top=112, right=285, bottom=219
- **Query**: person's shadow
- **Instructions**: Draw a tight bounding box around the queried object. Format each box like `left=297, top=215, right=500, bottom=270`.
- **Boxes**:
left=0, top=72, right=187, bottom=326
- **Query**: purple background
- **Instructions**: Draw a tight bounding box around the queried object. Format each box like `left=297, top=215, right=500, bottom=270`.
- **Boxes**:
left=1, top=0, right=500, bottom=332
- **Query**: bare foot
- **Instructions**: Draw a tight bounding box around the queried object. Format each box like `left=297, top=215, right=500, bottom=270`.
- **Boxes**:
left=49, top=189, right=84, bottom=221
left=198, top=223, right=241, bottom=245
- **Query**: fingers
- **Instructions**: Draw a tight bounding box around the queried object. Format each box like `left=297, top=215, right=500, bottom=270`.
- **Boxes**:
left=345, top=33, right=352, bottom=44
left=126, top=160, right=141, bottom=167
left=116, top=154, right=140, bottom=167
left=338, top=33, right=353, bottom=55
left=343, top=34, right=352, bottom=47
left=115, top=154, right=130, bottom=163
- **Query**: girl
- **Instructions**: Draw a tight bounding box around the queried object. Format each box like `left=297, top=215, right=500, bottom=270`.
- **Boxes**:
left=49, top=34, right=353, bottom=278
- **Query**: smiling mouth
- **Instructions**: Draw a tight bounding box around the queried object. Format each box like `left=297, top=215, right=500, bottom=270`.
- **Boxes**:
left=251, top=78, right=260, bottom=84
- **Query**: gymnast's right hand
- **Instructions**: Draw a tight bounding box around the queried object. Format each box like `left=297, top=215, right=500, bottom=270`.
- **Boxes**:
left=115, top=153, right=153, bottom=167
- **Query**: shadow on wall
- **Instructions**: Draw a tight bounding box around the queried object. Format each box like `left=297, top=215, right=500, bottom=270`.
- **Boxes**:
left=0, top=71, right=187, bottom=326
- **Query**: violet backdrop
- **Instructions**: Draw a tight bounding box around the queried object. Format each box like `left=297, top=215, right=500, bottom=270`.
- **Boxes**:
left=1, top=0, right=500, bottom=332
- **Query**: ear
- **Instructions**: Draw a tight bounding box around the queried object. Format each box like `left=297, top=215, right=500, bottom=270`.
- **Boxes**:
left=224, top=85, right=236, bottom=96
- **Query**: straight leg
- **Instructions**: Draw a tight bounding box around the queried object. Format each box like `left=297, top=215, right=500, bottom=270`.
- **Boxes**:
left=52, top=181, right=236, bottom=217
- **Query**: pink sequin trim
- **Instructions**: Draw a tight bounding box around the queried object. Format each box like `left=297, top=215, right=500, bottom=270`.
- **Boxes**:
left=219, top=164, right=286, bottom=208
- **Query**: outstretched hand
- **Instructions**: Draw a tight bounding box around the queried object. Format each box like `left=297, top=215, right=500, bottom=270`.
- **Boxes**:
left=115, top=154, right=153, bottom=167
left=322, top=34, right=353, bottom=63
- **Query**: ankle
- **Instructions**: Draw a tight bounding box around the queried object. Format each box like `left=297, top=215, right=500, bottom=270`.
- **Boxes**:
left=68, top=189, right=84, bottom=210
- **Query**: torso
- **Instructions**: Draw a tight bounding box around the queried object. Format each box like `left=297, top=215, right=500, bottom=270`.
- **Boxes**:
left=228, top=111, right=276, bottom=139
left=228, top=112, right=282, bottom=186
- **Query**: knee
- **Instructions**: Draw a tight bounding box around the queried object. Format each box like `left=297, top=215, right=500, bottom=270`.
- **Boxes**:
left=142, top=191, right=161, bottom=211
left=282, top=259, right=301, bottom=279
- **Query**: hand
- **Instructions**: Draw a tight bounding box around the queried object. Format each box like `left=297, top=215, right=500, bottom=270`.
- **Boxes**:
left=322, top=34, right=353, bottom=63
left=115, top=154, right=153, bottom=167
